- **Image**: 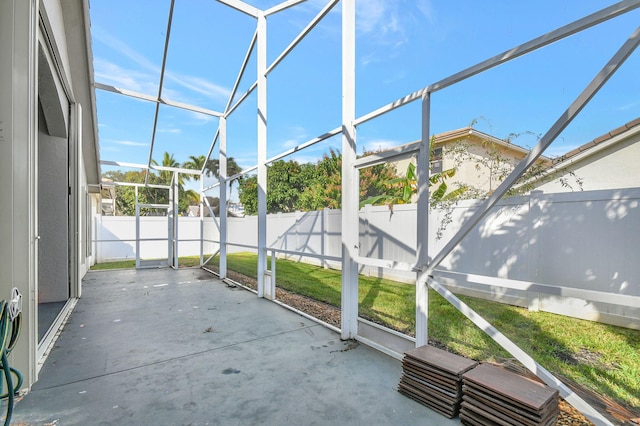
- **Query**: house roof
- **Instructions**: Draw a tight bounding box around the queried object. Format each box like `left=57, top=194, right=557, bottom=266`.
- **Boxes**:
left=434, top=126, right=540, bottom=158
left=551, top=117, right=640, bottom=165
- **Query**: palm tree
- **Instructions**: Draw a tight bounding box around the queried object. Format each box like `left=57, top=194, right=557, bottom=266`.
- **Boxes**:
left=205, top=157, right=243, bottom=197
left=151, top=152, right=186, bottom=186
left=151, top=152, right=197, bottom=213
left=181, top=155, right=207, bottom=181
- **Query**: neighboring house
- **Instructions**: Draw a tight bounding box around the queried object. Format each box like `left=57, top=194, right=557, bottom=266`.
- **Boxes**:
left=394, top=127, right=550, bottom=197
left=534, top=118, right=640, bottom=193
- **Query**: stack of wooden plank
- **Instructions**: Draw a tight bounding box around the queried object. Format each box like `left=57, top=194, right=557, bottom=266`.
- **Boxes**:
left=460, top=363, right=559, bottom=426
left=398, top=345, right=478, bottom=418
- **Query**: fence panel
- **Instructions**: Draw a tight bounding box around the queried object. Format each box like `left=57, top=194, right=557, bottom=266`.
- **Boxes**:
left=94, top=188, right=640, bottom=328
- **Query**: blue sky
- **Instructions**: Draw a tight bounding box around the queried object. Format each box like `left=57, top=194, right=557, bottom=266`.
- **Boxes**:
left=90, top=0, right=640, bottom=193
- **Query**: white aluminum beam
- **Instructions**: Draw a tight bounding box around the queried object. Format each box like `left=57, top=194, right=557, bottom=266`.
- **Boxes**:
left=427, top=25, right=640, bottom=274
left=203, top=182, right=221, bottom=192
left=433, top=269, right=640, bottom=308
left=353, top=0, right=640, bottom=128
left=227, top=165, right=257, bottom=181
left=266, top=0, right=340, bottom=76
left=427, top=0, right=640, bottom=94
left=135, top=187, right=140, bottom=268
left=429, top=278, right=613, bottom=426
left=95, top=82, right=157, bottom=103
left=101, top=160, right=149, bottom=169
left=151, top=165, right=202, bottom=175
left=225, top=29, right=257, bottom=114
left=101, top=161, right=201, bottom=176
left=200, top=177, right=204, bottom=266
left=352, top=140, right=420, bottom=169
left=226, top=81, right=257, bottom=117
left=341, top=0, right=358, bottom=340
left=354, top=256, right=415, bottom=272
left=415, top=93, right=431, bottom=347
left=203, top=128, right=220, bottom=176
left=219, top=117, right=228, bottom=279
left=205, top=165, right=259, bottom=192
left=110, top=181, right=171, bottom=190
left=95, top=83, right=223, bottom=117
left=145, top=0, right=176, bottom=185
left=137, top=203, right=171, bottom=209
left=264, top=0, right=307, bottom=17
left=160, top=97, right=223, bottom=117
left=256, top=11, right=268, bottom=298
left=169, top=172, right=179, bottom=269
left=203, top=196, right=220, bottom=229
left=215, top=0, right=259, bottom=18
left=266, top=126, right=342, bottom=164
left=267, top=247, right=341, bottom=263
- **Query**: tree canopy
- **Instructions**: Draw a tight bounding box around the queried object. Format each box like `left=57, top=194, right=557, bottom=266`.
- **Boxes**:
left=238, top=149, right=404, bottom=215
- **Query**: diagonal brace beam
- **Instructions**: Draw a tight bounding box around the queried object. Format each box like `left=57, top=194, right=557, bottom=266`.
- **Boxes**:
left=429, top=278, right=613, bottom=426
left=426, top=25, right=640, bottom=274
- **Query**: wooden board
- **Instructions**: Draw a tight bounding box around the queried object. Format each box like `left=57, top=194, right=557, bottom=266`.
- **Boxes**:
left=400, top=375, right=459, bottom=403
left=402, top=357, right=461, bottom=383
left=404, top=345, right=478, bottom=377
left=462, top=395, right=558, bottom=426
left=462, top=363, right=559, bottom=412
left=398, top=383, right=458, bottom=418
left=402, top=365, right=462, bottom=395
left=462, top=385, right=557, bottom=424
left=460, top=409, right=502, bottom=426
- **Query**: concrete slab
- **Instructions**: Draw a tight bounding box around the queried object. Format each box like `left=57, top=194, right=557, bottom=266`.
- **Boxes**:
left=11, top=268, right=459, bottom=425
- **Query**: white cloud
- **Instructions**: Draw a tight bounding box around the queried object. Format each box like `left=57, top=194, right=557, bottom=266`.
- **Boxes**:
left=93, top=27, right=161, bottom=74
left=277, top=125, right=309, bottom=149
left=159, top=128, right=181, bottom=134
left=114, top=140, right=148, bottom=147
left=93, top=28, right=231, bottom=106
left=93, top=58, right=158, bottom=94
left=164, top=73, right=231, bottom=104
left=360, top=138, right=402, bottom=153
left=415, top=0, right=435, bottom=24
left=188, top=111, right=217, bottom=125
left=543, top=144, right=581, bottom=159
left=618, top=101, right=640, bottom=111
left=356, top=0, right=407, bottom=43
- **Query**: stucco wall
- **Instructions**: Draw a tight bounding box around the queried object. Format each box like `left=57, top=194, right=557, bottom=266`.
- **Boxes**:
left=536, top=130, right=640, bottom=193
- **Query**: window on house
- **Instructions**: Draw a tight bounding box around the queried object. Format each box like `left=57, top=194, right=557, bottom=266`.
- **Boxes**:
left=431, top=147, right=443, bottom=174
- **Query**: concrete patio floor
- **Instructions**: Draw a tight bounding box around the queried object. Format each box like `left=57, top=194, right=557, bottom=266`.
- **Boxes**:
left=11, top=268, right=459, bottom=425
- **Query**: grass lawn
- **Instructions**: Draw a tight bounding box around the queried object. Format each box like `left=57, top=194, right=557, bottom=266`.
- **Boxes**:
left=90, top=255, right=204, bottom=270
left=95, top=252, right=640, bottom=409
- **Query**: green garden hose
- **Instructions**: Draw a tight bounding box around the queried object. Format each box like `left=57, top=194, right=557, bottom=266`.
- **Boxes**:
left=1, top=288, right=23, bottom=426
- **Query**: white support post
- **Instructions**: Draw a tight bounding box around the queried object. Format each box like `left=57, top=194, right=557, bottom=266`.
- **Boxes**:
left=135, top=186, right=140, bottom=269
left=219, top=117, right=228, bottom=279
left=256, top=12, right=268, bottom=298
left=171, top=172, right=179, bottom=269
left=199, top=177, right=204, bottom=267
left=415, top=92, right=431, bottom=347
left=341, top=0, right=358, bottom=340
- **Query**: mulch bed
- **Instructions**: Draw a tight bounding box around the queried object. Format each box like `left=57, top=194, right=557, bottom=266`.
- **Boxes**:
left=209, top=267, right=640, bottom=426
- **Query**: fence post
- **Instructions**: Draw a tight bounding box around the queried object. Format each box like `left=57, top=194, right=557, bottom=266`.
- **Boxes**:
left=527, top=191, right=543, bottom=312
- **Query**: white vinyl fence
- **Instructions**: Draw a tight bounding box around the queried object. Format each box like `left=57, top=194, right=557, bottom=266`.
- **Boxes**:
left=95, top=188, right=640, bottom=329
